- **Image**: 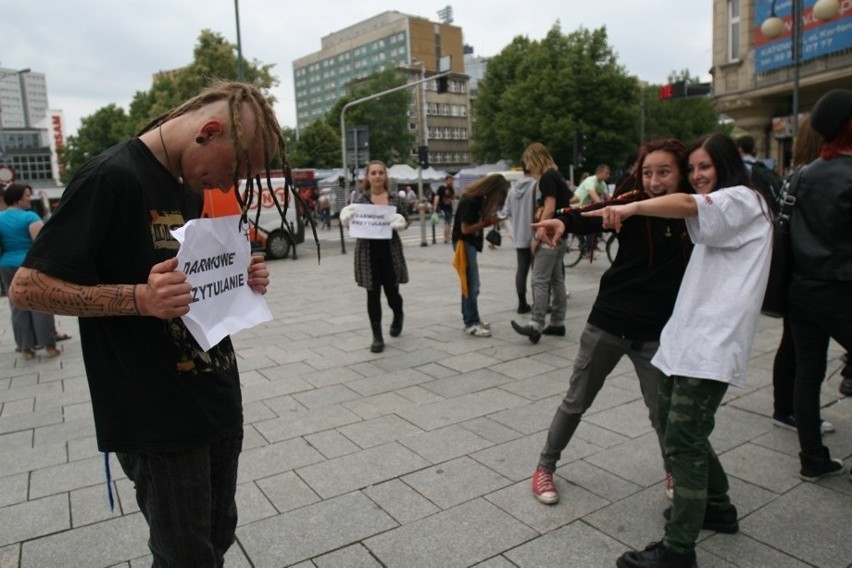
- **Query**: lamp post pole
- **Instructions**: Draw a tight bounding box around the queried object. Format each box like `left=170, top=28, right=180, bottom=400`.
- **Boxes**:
left=234, top=0, right=245, bottom=81
left=791, top=0, right=802, bottom=142
left=417, top=61, right=429, bottom=247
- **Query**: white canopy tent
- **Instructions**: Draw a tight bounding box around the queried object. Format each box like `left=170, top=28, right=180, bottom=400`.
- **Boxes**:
left=454, top=160, right=512, bottom=189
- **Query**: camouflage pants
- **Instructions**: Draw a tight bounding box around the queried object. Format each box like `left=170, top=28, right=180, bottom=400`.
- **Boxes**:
left=659, top=374, right=731, bottom=554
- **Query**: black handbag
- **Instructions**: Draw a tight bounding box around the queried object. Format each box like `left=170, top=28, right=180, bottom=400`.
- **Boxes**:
left=761, top=167, right=806, bottom=318
left=485, top=227, right=502, bottom=247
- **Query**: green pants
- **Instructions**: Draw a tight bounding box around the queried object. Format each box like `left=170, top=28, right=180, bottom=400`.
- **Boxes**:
left=660, top=375, right=731, bottom=554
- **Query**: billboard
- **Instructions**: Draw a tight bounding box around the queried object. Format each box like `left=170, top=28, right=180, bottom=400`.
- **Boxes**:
left=754, top=0, right=852, bottom=73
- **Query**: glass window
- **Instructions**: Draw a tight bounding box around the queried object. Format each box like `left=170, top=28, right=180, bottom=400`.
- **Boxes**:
left=728, top=0, right=740, bottom=61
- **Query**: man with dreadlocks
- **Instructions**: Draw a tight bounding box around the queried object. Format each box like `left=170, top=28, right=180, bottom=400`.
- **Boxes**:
left=9, top=81, right=281, bottom=566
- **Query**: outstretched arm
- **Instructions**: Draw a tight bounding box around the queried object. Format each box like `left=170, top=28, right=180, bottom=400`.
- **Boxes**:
left=582, top=193, right=697, bottom=232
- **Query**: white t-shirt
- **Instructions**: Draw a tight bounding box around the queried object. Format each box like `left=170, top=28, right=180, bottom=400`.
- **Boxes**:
left=652, top=186, right=772, bottom=387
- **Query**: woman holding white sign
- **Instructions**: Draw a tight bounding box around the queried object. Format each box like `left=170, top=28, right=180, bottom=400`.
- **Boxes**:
left=348, top=160, right=409, bottom=353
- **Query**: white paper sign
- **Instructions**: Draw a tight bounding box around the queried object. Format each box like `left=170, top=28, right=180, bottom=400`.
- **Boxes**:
left=348, top=204, right=395, bottom=239
left=171, top=215, right=273, bottom=351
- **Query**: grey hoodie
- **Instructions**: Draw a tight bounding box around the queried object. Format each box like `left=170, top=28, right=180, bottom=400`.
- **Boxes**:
left=499, top=175, right=537, bottom=249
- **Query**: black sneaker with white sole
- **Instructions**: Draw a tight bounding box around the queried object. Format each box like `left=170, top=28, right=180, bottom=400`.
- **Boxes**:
left=799, top=449, right=845, bottom=482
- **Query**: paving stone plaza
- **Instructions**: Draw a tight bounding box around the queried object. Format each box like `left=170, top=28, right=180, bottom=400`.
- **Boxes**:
left=1, top=224, right=850, bottom=567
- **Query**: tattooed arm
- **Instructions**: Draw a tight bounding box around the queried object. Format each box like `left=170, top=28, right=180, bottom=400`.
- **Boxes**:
left=9, top=257, right=193, bottom=319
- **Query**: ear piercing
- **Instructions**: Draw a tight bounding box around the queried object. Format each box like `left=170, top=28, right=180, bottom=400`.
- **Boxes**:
left=196, top=136, right=205, bottom=144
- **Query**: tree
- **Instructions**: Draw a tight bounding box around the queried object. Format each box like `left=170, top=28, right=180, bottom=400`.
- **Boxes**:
left=127, top=30, right=277, bottom=134
left=472, top=24, right=640, bottom=180
left=62, top=29, right=279, bottom=179
left=288, top=121, right=340, bottom=168
left=325, top=68, right=413, bottom=165
left=59, top=104, right=131, bottom=182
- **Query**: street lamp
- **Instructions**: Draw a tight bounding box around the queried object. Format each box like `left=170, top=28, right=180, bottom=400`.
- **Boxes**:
left=760, top=0, right=840, bottom=141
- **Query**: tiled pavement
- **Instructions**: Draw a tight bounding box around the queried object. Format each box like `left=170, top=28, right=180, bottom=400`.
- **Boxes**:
left=1, top=221, right=850, bottom=567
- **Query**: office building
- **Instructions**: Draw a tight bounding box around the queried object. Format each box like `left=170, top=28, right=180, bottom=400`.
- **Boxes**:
left=0, top=68, right=61, bottom=188
left=292, top=11, right=472, bottom=169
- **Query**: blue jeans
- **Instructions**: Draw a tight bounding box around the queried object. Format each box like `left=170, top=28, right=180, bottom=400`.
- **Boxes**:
left=461, top=241, right=481, bottom=327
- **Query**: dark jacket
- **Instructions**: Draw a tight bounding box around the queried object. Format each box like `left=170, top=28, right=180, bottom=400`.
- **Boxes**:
left=560, top=196, right=692, bottom=341
left=790, top=156, right=852, bottom=281
left=353, top=190, right=409, bottom=289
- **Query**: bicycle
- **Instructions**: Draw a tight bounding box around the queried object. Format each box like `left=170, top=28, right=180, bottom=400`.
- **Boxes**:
left=564, top=233, right=618, bottom=267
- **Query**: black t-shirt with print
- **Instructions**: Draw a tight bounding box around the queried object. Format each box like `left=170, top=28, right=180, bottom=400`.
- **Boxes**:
left=23, top=138, right=242, bottom=453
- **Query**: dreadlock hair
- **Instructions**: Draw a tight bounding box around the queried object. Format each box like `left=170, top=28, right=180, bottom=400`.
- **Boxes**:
left=139, top=80, right=285, bottom=188
left=138, top=81, right=321, bottom=258
left=521, top=143, right=558, bottom=179
left=461, top=174, right=509, bottom=218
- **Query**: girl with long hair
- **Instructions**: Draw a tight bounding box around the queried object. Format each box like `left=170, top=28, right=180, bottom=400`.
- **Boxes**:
left=452, top=173, right=509, bottom=337
left=351, top=160, right=409, bottom=353
left=511, top=143, right=572, bottom=343
left=529, top=139, right=693, bottom=506
left=582, top=133, right=772, bottom=567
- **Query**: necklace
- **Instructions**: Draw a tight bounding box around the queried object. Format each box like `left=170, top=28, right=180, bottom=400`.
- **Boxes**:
left=158, top=125, right=174, bottom=176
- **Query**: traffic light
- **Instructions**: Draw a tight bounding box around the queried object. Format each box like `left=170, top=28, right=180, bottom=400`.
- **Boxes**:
left=418, top=145, right=429, bottom=169
left=659, top=80, right=710, bottom=100
left=572, top=131, right=586, bottom=167
left=436, top=76, right=449, bottom=94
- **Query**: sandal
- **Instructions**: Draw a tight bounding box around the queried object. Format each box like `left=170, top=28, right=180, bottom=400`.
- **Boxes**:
left=45, top=346, right=62, bottom=358
left=55, top=333, right=72, bottom=342
left=21, top=349, right=35, bottom=360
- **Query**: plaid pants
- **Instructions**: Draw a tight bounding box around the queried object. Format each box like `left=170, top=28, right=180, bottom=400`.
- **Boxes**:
left=116, top=429, right=243, bottom=567
left=659, top=375, right=731, bottom=554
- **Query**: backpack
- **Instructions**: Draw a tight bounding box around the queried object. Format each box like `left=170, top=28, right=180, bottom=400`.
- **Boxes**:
left=749, top=160, right=784, bottom=216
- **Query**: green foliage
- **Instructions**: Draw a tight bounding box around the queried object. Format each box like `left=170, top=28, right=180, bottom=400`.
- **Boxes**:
left=58, top=104, right=132, bottom=183
left=62, top=29, right=278, bottom=178
left=472, top=24, right=640, bottom=178
left=288, top=121, right=340, bottom=168
left=324, top=68, right=414, bottom=165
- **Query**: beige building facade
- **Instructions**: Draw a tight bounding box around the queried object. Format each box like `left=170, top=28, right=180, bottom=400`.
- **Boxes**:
left=712, top=0, right=852, bottom=171
left=292, top=11, right=473, bottom=169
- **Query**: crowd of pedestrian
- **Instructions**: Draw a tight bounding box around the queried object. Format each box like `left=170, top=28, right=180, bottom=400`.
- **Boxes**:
left=7, top=85, right=851, bottom=567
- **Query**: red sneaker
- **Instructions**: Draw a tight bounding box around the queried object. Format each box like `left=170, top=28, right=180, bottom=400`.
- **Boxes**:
left=665, top=472, right=674, bottom=500
left=532, top=466, right=559, bottom=504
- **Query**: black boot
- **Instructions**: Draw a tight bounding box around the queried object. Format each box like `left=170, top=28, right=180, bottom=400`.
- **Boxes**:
left=617, top=541, right=696, bottom=568
left=389, top=312, right=404, bottom=337
left=370, top=322, right=384, bottom=353
left=517, top=293, right=531, bottom=314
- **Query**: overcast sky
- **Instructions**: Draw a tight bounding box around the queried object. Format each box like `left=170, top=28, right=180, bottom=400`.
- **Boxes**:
left=4, top=0, right=713, bottom=137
